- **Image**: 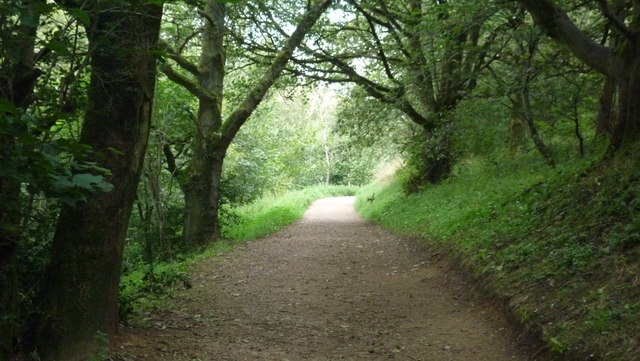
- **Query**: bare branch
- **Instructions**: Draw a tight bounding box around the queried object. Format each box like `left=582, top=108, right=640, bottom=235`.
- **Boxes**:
left=179, top=29, right=203, bottom=54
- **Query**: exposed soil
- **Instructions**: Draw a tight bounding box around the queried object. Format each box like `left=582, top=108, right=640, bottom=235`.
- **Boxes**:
left=112, top=197, right=548, bottom=360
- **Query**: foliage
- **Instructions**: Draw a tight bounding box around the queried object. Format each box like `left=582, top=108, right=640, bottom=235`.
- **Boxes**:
left=0, top=109, right=113, bottom=206
left=118, top=261, right=189, bottom=322
left=223, top=86, right=382, bottom=204
left=223, top=184, right=358, bottom=240
left=2, top=0, right=640, bottom=358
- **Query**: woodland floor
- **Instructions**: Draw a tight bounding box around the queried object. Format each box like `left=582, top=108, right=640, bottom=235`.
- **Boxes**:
left=112, top=197, right=551, bottom=361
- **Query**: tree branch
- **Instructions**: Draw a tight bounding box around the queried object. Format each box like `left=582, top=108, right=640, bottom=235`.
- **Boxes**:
left=219, top=0, right=334, bottom=150
left=178, top=29, right=203, bottom=54
left=284, top=67, right=353, bottom=83
left=516, top=0, right=617, bottom=76
left=348, top=0, right=396, bottom=81
left=160, top=64, right=214, bottom=102
left=158, top=39, right=201, bottom=77
left=594, top=0, right=636, bottom=42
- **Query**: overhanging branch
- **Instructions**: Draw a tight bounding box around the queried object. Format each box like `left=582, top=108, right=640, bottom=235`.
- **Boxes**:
left=594, top=0, right=636, bottom=42
left=160, top=64, right=215, bottom=102
left=158, top=39, right=201, bottom=77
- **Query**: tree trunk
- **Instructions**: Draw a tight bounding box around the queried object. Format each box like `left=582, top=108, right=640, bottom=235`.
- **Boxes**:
left=570, top=93, right=585, bottom=157
left=182, top=0, right=225, bottom=248
left=515, top=0, right=640, bottom=149
left=184, top=149, right=225, bottom=247
left=0, top=211, right=18, bottom=359
left=178, top=0, right=333, bottom=247
left=35, top=2, right=162, bottom=359
left=515, top=91, right=556, bottom=167
left=611, top=54, right=640, bottom=149
left=0, top=0, right=43, bottom=356
left=595, top=76, right=616, bottom=138
left=144, top=156, right=170, bottom=259
left=0, top=116, right=23, bottom=361
left=509, top=111, right=527, bottom=153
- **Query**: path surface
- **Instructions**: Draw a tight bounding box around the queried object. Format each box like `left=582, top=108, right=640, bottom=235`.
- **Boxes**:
left=114, top=197, right=544, bottom=360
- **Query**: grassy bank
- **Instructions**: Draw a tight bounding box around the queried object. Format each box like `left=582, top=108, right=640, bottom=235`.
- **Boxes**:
left=356, top=153, right=640, bottom=360
left=119, top=184, right=358, bottom=318
left=222, top=184, right=358, bottom=240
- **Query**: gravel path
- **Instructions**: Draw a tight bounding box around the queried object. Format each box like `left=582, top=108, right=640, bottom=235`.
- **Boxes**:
left=114, top=196, right=544, bottom=360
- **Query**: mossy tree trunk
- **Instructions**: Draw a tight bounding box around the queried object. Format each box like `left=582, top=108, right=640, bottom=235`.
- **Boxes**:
left=35, top=1, right=162, bottom=359
left=611, top=52, right=640, bottom=148
left=181, top=0, right=225, bottom=247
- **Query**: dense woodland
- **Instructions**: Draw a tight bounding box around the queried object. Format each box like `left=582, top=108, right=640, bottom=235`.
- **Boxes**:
left=1, top=0, right=640, bottom=360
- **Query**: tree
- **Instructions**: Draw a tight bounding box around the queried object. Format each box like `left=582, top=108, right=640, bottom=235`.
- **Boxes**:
left=501, top=16, right=557, bottom=166
left=241, top=0, right=510, bottom=184
left=35, top=0, right=163, bottom=358
left=515, top=0, right=640, bottom=149
left=0, top=0, right=96, bottom=355
left=160, top=0, right=333, bottom=247
left=0, top=1, right=45, bottom=355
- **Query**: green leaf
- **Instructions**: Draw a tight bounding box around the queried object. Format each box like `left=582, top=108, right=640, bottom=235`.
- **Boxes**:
left=45, top=39, right=71, bottom=55
left=70, top=8, right=91, bottom=26
left=0, top=98, right=18, bottom=114
left=51, top=174, right=75, bottom=189
left=94, top=179, right=114, bottom=193
left=549, top=337, right=564, bottom=353
left=72, top=173, right=105, bottom=190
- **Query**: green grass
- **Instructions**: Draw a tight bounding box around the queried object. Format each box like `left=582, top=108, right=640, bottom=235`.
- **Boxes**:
left=119, top=240, right=235, bottom=321
left=357, top=151, right=640, bottom=361
left=119, top=184, right=357, bottom=322
left=222, top=184, right=358, bottom=240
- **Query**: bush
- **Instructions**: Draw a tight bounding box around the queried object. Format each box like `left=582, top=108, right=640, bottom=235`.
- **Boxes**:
left=118, top=261, right=189, bottom=322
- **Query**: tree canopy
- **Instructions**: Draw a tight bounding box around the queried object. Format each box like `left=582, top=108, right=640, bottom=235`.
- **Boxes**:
left=2, top=0, right=640, bottom=359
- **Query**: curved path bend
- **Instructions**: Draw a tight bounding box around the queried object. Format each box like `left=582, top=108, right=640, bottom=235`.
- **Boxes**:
left=115, top=196, right=543, bottom=361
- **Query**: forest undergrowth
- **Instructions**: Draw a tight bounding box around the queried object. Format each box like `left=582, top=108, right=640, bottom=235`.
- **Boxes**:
left=356, top=150, right=640, bottom=361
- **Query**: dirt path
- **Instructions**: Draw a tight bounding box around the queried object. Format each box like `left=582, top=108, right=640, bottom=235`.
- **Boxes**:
left=114, top=197, right=544, bottom=360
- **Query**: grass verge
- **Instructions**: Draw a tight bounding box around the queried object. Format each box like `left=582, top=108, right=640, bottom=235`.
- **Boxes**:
left=119, top=184, right=358, bottom=320
left=222, top=184, right=357, bottom=240
left=356, top=153, right=640, bottom=361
